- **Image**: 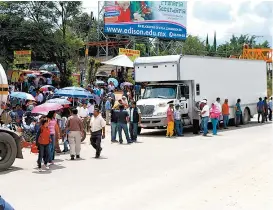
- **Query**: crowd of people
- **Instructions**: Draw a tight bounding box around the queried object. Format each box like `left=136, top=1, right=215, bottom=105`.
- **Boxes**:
left=165, top=96, right=272, bottom=138
left=1, top=72, right=143, bottom=172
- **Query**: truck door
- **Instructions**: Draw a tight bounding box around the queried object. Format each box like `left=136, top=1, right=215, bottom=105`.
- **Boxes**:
left=179, top=81, right=194, bottom=124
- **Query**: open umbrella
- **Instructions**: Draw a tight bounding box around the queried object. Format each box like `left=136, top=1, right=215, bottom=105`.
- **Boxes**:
left=40, top=85, right=55, bottom=92
left=46, top=98, right=71, bottom=105
left=10, top=92, right=36, bottom=101
left=32, top=103, right=63, bottom=114
left=95, top=80, right=106, bottom=85
left=27, top=74, right=37, bottom=78
left=62, top=86, right=86, bottom=91
left=107, top=78, right=118, bottom=87
left=54, top=87, right=93, bottom=98
left=121, top=82, right=133, bottom=86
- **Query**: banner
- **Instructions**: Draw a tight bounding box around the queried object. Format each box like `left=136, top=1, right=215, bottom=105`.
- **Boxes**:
left=104, top=1, right=187, bottom=40
left=119, top=48, right=140, bottom=61
left=14, top=50, right=31, bottom=64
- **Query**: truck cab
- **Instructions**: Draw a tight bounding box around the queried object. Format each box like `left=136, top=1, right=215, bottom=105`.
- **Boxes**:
left=137, top=82, right=192, bottom=130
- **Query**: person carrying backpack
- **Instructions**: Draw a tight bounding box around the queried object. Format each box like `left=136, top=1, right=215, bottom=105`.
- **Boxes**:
left=257, top=97, right=265, bottom=123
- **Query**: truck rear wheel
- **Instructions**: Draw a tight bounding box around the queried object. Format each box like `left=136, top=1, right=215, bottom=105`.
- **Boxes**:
left=243, top=108, right=250, bottom=124
left=0, top=133, right=17, bottom=170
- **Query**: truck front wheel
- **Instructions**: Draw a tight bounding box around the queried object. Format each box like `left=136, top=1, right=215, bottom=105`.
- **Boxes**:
left=0, top=133, right=17, bottom=170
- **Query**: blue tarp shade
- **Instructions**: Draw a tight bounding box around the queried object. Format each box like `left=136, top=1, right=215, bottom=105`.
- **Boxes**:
left=54, top=89, right=93, bottom=99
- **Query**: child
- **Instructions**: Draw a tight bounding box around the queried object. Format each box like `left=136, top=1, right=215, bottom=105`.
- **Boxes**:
left=174, top=104, right=183, bottom=136
left=36, top=119, right=51, bottom=171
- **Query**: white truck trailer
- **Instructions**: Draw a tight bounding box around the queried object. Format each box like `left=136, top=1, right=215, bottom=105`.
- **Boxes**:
left=134, top=55, right=267, bottom=133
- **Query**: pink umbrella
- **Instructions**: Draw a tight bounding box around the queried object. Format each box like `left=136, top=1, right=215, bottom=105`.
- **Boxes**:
left=32, top=103, right=63, bottom=114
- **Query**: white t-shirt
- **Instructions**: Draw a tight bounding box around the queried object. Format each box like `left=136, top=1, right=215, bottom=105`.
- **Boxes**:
left=201, top=104, right=210, bottom=117
left=47, top=77, right=52, bottom=85
left=215, top=101, right=222, bottom=113
left=130, top=107, right=141, bottom=122
left=108, top=85, right=115, bottom=92
left=37, top=93, right=44, bottom=103
left=87, top=103, right=95, bottom=114
left=78, top=107, right=89, bottom=118
left=90, top=114, right=106, bottom=132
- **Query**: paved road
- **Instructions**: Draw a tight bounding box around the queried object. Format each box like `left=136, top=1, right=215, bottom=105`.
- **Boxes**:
left=0, top=122, right=272, bottom=210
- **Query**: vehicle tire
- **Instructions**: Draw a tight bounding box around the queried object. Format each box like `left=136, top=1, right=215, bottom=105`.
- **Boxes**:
left=81, top=131, right=86, bottom=142
left=0, top=132, right=17, bottom=170
left=137, top=127, right=142, bottom=135
left=243, top=108, right=250, bottom=124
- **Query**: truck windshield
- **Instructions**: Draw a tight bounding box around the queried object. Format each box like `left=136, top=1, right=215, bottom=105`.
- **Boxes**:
left=143, top=85, right=177, bottom=99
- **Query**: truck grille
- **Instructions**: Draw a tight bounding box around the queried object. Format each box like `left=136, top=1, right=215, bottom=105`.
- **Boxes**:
left=137, top=105, right=155, bottom=116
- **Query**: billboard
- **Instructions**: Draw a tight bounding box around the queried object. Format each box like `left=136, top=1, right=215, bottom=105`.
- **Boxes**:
left=14, top=50, right=31, bottom=64
left=119, top=48, right=140, bottom=61
left=104, top=1, right=187, bottom=40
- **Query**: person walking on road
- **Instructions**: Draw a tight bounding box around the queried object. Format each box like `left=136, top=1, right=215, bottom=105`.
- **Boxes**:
left=263, top=97, right=268, bottom=122
left=215, top=97, right=222, bottom=129
left=47, top=111, right=60, bottom=164
left=90, top=108, right=106, bottom=158
left=66, top=109, right=84, bottom=160
left=235, top=99, right=242, bottom=127
left=201, top=100, right=209, bottom=136
left=117, top=104, right=132, bottom=144
left=129, top=101, right=141, bottom=142
left=110, top=108, right=119, bottom=143
left=174, top=104, right=183, bottom=136
left=268, top=97, right=272, bottom=121
left=36, top=119, right=50, bottom=171
left=105, top=97, right=112, bottom=125
left=210, top=103, right=221, bottom=135
left=222, top=99, right=230, bottom=129
left=257, top=97, right=265, bottom=123
left=192, top=101, right=201, bottom=134
left=166, top=104, right=174, bottom=138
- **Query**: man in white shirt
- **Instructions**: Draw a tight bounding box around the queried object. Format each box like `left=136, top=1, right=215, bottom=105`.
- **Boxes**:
left=90, top=108, right=106, bottom=158
left=201, top=100, right=209, bottom=136
left=174, top=104, right=183, bottom=136
left=78, top=103, right=90, bottom=131
left=37, top=91, right=44, bottom=105
left=215, top=97, right=222, bottom=128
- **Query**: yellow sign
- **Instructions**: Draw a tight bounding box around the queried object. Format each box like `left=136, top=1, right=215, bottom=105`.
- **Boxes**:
left=14, top=50, right=31, bottom=64
left=119, top=48, right=140, bottom=61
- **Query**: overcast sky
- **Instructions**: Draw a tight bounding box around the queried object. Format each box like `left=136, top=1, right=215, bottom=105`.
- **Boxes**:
left=82, top=1, right=273, bottom=46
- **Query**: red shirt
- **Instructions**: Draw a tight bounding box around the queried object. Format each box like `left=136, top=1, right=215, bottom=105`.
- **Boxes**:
left=118, top=8, right=131, bottom=22
left=167, top=108, right=174, bottom=123
left=38, top=126, right=51, bottom=145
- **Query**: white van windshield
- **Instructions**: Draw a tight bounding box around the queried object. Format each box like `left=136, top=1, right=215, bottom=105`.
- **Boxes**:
left=143, top=85, right=177, bottom=99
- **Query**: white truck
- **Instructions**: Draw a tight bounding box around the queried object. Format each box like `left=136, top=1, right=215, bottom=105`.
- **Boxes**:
left=134, top=55, right=267, bottom=134
left=0, top=64, right=23, bottom=170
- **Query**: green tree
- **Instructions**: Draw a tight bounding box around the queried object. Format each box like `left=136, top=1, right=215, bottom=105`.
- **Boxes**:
left=182, top=35, right=206, bottom=56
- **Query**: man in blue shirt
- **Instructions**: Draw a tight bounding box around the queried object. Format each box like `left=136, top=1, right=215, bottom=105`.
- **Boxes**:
left=257, top=97, right=265, bottom=123
left=105, top=97, right=112, bottom=125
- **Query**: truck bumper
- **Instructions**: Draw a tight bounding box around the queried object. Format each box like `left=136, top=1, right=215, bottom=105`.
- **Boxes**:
left=140, top=117, right=167, bottom=128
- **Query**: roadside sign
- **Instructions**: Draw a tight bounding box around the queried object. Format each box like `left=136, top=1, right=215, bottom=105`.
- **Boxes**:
left=14, top=50, right=31, bottom=64
left=119, top=48, right=140, bottom=61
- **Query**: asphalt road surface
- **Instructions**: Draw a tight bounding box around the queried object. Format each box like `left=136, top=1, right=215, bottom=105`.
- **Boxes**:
left=0, top=121, right=272, bottom=210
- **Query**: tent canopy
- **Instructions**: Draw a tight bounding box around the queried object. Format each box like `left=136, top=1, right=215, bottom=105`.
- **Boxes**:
left=102, top=55, right=133, bottom=68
